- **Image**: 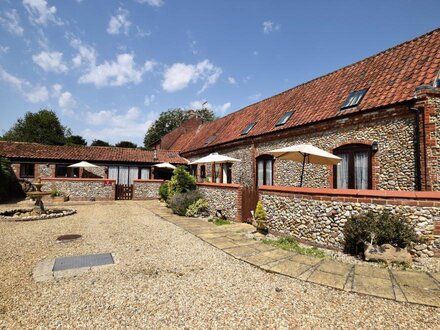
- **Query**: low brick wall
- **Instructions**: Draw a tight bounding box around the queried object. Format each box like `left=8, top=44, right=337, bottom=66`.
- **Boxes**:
left=259, top=186, right=440, bottom=258
left=41, top=178, right=115, bottom=201
left=197, top=183, right=241, bottom=221
left=133, top=179, right=165, bottom=200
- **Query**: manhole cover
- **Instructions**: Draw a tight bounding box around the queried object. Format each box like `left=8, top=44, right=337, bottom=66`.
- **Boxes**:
left=56, top=234, right=82, bottom=242
left=53, top=253, right=114, bottom=271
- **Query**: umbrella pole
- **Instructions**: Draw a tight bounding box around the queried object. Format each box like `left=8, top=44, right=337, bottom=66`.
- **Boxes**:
left=299, top=154, right=306, bottom=187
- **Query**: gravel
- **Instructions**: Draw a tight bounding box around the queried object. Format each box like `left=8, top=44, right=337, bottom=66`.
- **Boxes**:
left=0, top=200, right=438, bottom=329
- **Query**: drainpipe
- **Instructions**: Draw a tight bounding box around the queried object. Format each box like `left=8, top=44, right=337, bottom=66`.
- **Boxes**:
left=410, top=107, right=422, bottom=191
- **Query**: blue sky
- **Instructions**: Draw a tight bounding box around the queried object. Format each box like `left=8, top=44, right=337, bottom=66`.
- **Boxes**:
left=0, top=0, right=439, bottom=146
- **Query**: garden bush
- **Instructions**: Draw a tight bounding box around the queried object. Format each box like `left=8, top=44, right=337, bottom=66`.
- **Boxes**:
left=0, top=157, right=12, bottom=201
left=159, top=182, right=169, bottom=202
left=169, top=190, right=202, bottom=216
left=168, top=166, right=196, bottom=198
left=343, top=211, right=416, bottom=255
left=185, top=198, right=209, bottom=217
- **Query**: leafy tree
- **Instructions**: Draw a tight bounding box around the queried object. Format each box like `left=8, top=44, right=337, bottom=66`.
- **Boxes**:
left=0, top=157, right=12, bottom=200
left=115, top=140, right=137, bottom=148
left=143, top=108, right=216, bottom=149
left=168, top=166, right=196, bottom=198
left=2, top=109, right=69, bottom=145
left=66, top=135, right=87, bottom=146
left=90, top=139, right=111, bottom=147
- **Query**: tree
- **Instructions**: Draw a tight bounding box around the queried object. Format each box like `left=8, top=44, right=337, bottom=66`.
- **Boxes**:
left=66, top=135, right=87, bottom=146
left=115, top=140, right=137, bottom=148
left=90, top=139, right=111, bottom=147
left=2, top=109, right=69, bottom=145
left=143, top=108, right=216, bottom=149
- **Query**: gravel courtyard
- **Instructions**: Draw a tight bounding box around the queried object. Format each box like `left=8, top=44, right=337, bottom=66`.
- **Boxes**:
left=0, top=201, right=438, bottom=329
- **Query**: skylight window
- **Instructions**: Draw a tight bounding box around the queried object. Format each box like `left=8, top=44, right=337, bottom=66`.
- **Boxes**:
left=340, top=89, right=368, bottom=109
left=241, top=122, right=256, bottom=135
left=276, top=111, right=294, bottom=126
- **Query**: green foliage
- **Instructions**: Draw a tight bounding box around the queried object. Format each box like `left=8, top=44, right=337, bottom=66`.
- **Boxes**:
left=169, top=190, right=202, bottom=216
left=65, top=135, right=87, bottom=146
left=2, top=109, right=70, bottom=145
left=143, top=108, right=216, bottom=149
left=115, top=140, right=137, bottom=148
left=50, top=190, right=63, bottom=197
left=208, top=218, right=231, bottom=226
left=91, top=139, right=111, bottom=146
left=159, top=182, right=169, bottom=202
left=254, top=200, right=267, bottom=229
left=0, top=157, right=12, bottom=200
left=263, top=236, right=326, bottom=258
left=344, top=211, right=416, bottom=255
left=185, top=198, right=209, bottom=217
left=168, top=166, right=196, bottom=198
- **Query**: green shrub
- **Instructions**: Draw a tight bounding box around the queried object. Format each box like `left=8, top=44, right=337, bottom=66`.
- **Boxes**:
left=0, top=157, right=12, bottom=200
left=168, top=166, right=196, bottom=198
left=169, top=190, right=202, bottom=216
left=159, top=182, right=169, bottom=202
left=185, top=198, right=209, bottom=217
left=254, top=201, right=267, bottom=230
left=343, top=211, right=416, bottom=255
left=263, top=236, right=326, bottom=258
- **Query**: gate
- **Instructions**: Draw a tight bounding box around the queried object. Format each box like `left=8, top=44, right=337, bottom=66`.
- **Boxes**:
left=115, top=184, right=133, bottom=200
left=240, top=186, right=258, bottom=222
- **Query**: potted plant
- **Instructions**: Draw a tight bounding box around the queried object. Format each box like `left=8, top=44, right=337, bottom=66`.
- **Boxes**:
left=50, top=190, right=69, bottom=202
left=253, top=201, right=268, bottom=234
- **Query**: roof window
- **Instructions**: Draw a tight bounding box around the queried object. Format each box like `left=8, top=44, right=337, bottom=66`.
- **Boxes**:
left=340, top=89, right=367, bottom=109
left=241, top=122, right=256, bottom=135
left=275, top=111, right=294, bottom=126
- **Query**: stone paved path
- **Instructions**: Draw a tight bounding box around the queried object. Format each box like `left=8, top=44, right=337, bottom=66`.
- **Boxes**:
left=148, top=201, right=440, bottom=308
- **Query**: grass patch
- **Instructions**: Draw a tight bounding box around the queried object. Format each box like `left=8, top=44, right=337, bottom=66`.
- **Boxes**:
left=208, top=218, right=231, bottom=226
left=263, top=236, right=326, bottom=259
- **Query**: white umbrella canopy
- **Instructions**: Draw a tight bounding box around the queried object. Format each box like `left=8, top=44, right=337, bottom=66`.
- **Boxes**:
left=153, top=162, right=176, bottom=170
left=68, top=161, right=99, bottom=168
left=269, top=144, right=341, bottom=187
left=189, top=152, right=241, bottom=165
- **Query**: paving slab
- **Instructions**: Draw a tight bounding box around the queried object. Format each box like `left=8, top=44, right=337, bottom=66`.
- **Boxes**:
left=206, top=238, right=238, bottom=249
left=266, top=259, right=312, bottom=278
left=223, top=245, right=260, bottom=258
left=354, top=265, right=390, bottom=279
left=289, top=254, right=321, bottom=266
left=307, top=270, right=347, bottom=290
left=352, top=274, right=395, bottom=300
left=399, top=286, right=440, bottom=306
left=392, top=270, right=440, bottom=290
left=246, top=243, right=277, bottom=253
left=316, top=260, right=352, bottom=276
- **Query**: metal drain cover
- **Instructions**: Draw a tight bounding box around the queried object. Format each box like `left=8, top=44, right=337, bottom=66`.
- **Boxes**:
left=53, top=253, right=114, bottom=271
left=56, top=234, right=82, bottom=242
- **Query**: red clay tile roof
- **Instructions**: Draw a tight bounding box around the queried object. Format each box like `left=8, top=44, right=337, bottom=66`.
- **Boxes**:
left=154, top=116, right=204, bottom=150
left=0, top=141, right=188, bottom=164
left=173, top=28, right=440, bottom=154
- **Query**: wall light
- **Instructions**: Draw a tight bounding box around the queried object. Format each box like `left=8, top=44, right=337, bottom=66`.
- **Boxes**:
left=372, top=141, right=379, bottom=152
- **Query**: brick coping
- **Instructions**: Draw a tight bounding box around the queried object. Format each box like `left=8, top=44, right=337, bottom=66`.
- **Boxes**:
left=197, top=182, right=240, bottom=189
left=41, top=177, right=115, bottom=182
left=259, top=185, right=440, bottom=200
left=133, top=179, right=165, bottom=183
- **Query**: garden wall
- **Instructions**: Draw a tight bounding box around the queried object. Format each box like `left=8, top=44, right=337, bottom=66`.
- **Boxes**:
left=197, top=182, right=242, bottom=221
left=259, top=186, right=440, bottom=258
left=133, top=179, right=164, bottom=199
left=40, top=178, right=115, bottom=201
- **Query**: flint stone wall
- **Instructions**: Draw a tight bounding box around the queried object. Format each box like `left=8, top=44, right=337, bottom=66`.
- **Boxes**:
left=197, top=183, right=240, bottom=221
left=133, top=180, right=164, bottom=199
left=40, top=178, right=115, bottom=201
left=260, top=187, right=440, bottom=258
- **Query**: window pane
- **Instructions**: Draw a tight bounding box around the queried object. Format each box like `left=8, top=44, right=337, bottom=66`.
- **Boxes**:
left=108, top=166, right=118, bottom=182
left=265, top=159, right=272, bottom=185
left=118, top=166, right=129, bottom=185
left=129, top=167, right=138, bottom=185
left=257, top=160, right=264, bottom=186
left=140, top=168, right=150, bottom=179
left=336, top=154, right=349, bottom=189
left=354, top=152, right=369, bottom=189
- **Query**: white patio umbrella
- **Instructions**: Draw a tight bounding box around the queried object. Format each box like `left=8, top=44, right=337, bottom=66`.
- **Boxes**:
left=68, top=161, right=99, bottom=168
left=189, top=152, right=241, bottom=182
left=153, top=162, right=176, bottom=170
left=269, top=144, right=341, bottom=187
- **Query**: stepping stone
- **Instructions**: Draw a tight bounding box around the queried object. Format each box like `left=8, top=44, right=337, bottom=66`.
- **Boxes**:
left=392, top=270, right=440, bottom=290
left=398, top=286, right=440, bottom=307
left=316, top=260, right=352, bottom=276
left=289, top=254, right=321, bottom=266
left=265, top=259, right=311, bottom=278
left=53, top=253, right=114, bottom=272
left=352, top=274, right=395, bottom=300
left=223, top=245, right=260, bottom=258
left=307, top=270, right=347, bottom=290
left=354, top=265, right=390, bottom=279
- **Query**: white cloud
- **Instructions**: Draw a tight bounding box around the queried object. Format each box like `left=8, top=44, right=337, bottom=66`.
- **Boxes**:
left=162, top=59, right=222, bottom=93
left=0, top=45, right=9, bottom=54
left=107, top=8, right=131, bottom=35
left=0, top=9, right=24, bottom=36
left=69, top=37, right=97, bottom=68
left=189, top=100, right=231, bottom=116
left=136, top=26, right=151, bottom=38
left=144, top=94, right=155, bottom=106
left=227, top=77, right=236, bottom=85
left=78, top=53, right=155, bottom=87
left=262, top=21, right=280, bottom=34
left=0, top=66, right=48, bottom=103
left=248, top=92, right=262, bottom=101
left=58, top=91, right=76, bottom=109
left=137, top=0, right=164, bottom=7
left=23, top=0, right=63, bottom=26
left=32, top=51, right=68, bottom=73
left=51, top=83, right=62, bottom=96
left=82, top=107, right=153, bottom=144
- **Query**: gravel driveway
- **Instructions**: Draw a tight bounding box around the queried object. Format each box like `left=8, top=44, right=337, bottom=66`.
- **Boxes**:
left=0, top=201, right=438, bottom=329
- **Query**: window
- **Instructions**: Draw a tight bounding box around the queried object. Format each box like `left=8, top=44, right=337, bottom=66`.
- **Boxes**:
left=241, top=122, right=256, bottom=135
left=55, top=164, right=79, bottom=178
left=340, top=89, right=368, bottom=109
left=333, top=144, right=372, bottom=189
left=256, top=155, right=274, bottom=186
left=20, top=163, right=35, bottom=178
left=200, top=165, right=206, bottom=179
left=222, top=163, right=232, bottom=184
left=140, top=168, right=150, bottom=179
left=276, top=111, right=294, bottom=126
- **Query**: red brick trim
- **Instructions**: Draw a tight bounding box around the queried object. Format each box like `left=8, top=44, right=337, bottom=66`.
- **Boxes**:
left=41, top=177, right=116, bottom=182
left=133, top=179, right=165, bottom=183
left=197, top=182, right=240, bottom=189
